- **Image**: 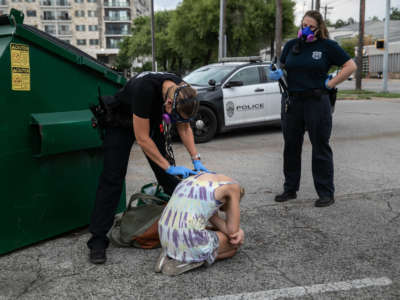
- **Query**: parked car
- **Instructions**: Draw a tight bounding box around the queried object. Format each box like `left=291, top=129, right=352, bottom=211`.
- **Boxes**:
left=183, top=57, right=281, bottom=143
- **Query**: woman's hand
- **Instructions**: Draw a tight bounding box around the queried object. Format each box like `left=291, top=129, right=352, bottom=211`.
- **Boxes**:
left=229, top=228, right=244, bottom=247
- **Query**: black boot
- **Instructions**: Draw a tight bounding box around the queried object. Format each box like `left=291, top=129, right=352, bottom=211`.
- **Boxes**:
left=274, top=191, right=297, bottom=202
left=89, top=248, right=107, bottom=264
left=315, top=196, right=334, bottom=207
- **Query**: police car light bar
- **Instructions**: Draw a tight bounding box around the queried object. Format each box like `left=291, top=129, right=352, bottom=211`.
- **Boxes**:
left=219, top=56, right=263, bottom=63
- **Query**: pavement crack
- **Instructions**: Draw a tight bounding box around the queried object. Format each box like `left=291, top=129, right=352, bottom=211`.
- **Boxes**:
left=387, top=201, right=393, bottom=212
left=388, top=213, right=400, bottom=224
left=15, top=253, right=43, bottom=299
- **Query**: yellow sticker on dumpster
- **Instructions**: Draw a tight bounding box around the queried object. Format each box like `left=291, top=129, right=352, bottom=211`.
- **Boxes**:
left=10, top=43, right=30, bottom=91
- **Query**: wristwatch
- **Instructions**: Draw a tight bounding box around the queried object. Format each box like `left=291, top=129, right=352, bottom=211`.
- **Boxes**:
left=191, top=153, right=201, bottom=161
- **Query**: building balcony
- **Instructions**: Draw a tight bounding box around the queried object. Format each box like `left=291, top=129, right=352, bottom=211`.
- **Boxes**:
left=40, top=0, right=71, bottom=7
left=41, top=16, right=72, bottom=21
left=105, top=30, right=130, bottom=36
left=57, top=30, right=72, bottom=36
left=104, top=16, right=130, bottom=22
left=103, top=1, right=129, bottom=8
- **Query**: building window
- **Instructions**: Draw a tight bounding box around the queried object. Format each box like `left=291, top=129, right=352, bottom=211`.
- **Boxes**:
left=62, top=39, right=70, bottom=44
left=74, top=0, right=83, bottom=3
left=25, top=0, right=35, bottom=2
left=75, top=25, right=85, bottom=31
left=44, top=25, right=56, bottom=34
left=26, top=10, right=37, bottom=17
left=74, top=10, right=84, bottom=17
left=106, top=37, right=122, bottom=48
left=0, top=10, right=3, bottom=15
left=58, top=24, right=71, bottom=35
left=88, top=25, right=98, bottom=31
left=89, top=39, right=99, bottom=45
left=106, top=23, right=130, bottom=35
left=43, top=11, right=56, bottom=20
left=11, top=0, right=22, bottom=2
left=87, top=10, right=97, bottom=17
left=57, top=11, right=70, bottom=20
left=87, top=0, right=96, bottom=2
left=76, top=39, right=86, bottom=45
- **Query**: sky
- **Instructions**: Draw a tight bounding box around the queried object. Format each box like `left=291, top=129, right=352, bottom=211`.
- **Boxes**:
left=154, top=0, right=400, bottom=24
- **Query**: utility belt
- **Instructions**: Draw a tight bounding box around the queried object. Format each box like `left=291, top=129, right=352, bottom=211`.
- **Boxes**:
left=288, top=89, right=329, bottom=98
left=90, top=94, right=132, bottom=133
left=284, top=88, right=338, bottom=113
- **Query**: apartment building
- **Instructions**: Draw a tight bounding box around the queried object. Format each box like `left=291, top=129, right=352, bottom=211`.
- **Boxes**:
left=0, top=0, right=150, bottom=65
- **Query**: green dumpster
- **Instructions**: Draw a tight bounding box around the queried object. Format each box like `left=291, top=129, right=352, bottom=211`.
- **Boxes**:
left=0, top=9, right=127, bottom=254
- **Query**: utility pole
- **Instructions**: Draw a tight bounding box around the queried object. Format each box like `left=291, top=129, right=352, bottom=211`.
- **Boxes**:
left=323, top=3, right=333, bottom=20
left=275, top=0, right=283, bottom=60
left=315, top=0, right=320, bottom=11
left=356, top=0, right=365, bottom=90
left=150, top=0, right=156, bottom=71
left=382, top=0, right=390, bottom=92
left=218, top=0, right=226, bottom=61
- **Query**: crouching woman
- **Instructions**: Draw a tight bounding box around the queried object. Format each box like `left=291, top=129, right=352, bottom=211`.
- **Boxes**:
left=156, top=172, right=245, bottom=276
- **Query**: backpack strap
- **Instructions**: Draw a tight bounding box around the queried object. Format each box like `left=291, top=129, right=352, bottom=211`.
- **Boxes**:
left=127, top=193, right=168, bottom=210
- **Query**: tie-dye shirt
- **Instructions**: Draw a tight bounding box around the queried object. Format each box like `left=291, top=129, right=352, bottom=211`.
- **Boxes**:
left=158, top=173, right=234, bottom=264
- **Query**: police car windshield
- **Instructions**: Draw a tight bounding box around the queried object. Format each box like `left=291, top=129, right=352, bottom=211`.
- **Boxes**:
left=184, top=65, right=237, bottom=86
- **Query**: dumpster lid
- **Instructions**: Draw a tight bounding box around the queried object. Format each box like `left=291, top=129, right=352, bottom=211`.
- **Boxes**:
left=5, top=9, right=126, bottom=86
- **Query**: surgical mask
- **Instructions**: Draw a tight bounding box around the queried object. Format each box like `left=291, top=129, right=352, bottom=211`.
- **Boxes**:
left=297, top=26, right=315, bottom=42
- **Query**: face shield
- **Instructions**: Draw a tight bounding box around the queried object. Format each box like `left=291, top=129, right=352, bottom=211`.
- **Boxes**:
left=170, top=85, right=199, bottom=123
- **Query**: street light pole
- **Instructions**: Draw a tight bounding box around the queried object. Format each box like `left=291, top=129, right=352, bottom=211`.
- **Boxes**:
left=150, top=0, right=156, bottom=71
left=382, top=0, right=390, bottom=92
left=218, top=0, right=226, bottom=62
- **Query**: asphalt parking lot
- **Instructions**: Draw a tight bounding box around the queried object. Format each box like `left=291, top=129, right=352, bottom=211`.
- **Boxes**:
left=1, top=98, right=400, bottom=299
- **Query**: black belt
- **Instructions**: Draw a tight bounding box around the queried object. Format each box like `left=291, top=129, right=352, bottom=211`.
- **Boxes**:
left=289, top=89, right=328, bottom=98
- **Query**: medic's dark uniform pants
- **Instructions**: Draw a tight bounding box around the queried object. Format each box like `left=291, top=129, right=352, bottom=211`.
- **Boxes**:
left=281, top=93, right=334, bottom=198
left=87, top=127, right=180, bottom=250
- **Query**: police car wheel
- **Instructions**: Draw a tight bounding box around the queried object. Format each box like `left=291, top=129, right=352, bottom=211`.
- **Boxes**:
left=191, top=106, right=217, bottom=143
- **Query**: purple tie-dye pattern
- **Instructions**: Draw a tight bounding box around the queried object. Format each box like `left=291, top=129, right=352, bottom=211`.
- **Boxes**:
left=184, top=212, right=188, bottom=228
left=158, top=176, right=237, bottom=264
left=199, top=186, right=207, bottom=201
left=178, top=212, right=183, bottom=228
left=164, top=209, right=172, bottom=226
left=172, top=229, right=179, bottom=248
left=171, top=211, right=178, bottom=227
left=188, top=187, right=194, bottom=198
left=188, top=230, right=194, bottom=247
left=183, top=231, right=191, bottom=248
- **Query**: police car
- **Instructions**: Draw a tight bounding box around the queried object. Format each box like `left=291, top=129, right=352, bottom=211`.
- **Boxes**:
left=183, top=57, right=282, bottom=143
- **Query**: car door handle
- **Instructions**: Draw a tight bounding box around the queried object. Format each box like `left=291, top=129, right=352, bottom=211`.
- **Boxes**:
left=254, top=88, right=264, bottom=92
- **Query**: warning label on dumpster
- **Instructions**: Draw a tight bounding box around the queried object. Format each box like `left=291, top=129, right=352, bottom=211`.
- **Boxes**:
left=10, top=43, right=30, bottom=91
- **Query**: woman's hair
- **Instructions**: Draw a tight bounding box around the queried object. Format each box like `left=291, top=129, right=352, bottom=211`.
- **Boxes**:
left=168, top=82, right=199, bottom=118
left=302, top=10, right=330, bottom=39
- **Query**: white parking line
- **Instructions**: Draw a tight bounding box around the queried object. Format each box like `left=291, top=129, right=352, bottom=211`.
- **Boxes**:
left=197, top=277, right=392, bottom=300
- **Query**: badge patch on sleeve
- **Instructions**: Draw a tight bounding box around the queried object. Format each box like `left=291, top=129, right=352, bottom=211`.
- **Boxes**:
left=312, top=51, right=322, bottom=60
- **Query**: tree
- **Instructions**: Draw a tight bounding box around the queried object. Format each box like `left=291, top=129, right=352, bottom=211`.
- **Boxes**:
left=117, top=0, right=296, bottom=72
left=334, top=19, right=346, bottom=28
left=390, top=7, right=400, bottom=20
left=340, top=35, right=374, bottom=58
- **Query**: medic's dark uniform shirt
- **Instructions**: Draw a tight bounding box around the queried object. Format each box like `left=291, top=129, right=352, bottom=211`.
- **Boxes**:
left=280, top=38, right=350, bottom=92
left=115, top=72, right=182, bottom=133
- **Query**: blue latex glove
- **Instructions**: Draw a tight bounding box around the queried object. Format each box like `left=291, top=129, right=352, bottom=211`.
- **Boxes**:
left=325, top=74, right=333, bottom=90
left=268, top=67, right=283, bottom=81
left=192, top=159, right=211, bottom=173
left=166, top=165, right=197, bottom=178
